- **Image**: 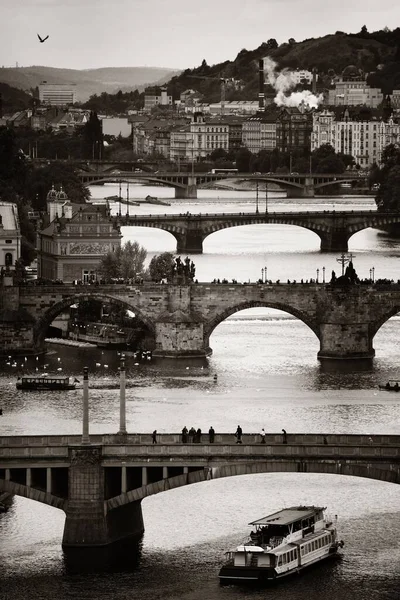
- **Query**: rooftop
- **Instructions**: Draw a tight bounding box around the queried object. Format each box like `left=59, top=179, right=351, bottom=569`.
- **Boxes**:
left=249, top=506, right=324, bottom=527
left=0, top=202, right=19, bottom=231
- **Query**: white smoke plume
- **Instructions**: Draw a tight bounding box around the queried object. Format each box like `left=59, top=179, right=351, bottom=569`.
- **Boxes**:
left=263, top=56, right=323, bottom=109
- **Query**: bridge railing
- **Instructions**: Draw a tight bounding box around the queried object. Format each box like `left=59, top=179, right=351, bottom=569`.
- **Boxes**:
left=1, top=433, right=400, bottom=447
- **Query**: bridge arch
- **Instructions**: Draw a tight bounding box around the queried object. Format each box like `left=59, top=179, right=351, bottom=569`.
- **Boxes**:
left=0, top=479, right=67, bottom=511
left=106, top=460, right=400, bottom=510
left=370, top=304, right=400, bottom=338
left=82, top=176, right=187, bottom=190
left=32, top=293, right=156, bottom=349
left=202, top=301, right=319, bottom=349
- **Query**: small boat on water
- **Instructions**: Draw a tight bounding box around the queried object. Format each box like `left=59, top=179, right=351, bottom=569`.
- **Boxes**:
left=218, top=506, right=343, bottom=585
left=16, top=376, right=78, bottom=391
left=379, top=380, right=400, bottom=391
left=144, top=195, right=171, bottom=206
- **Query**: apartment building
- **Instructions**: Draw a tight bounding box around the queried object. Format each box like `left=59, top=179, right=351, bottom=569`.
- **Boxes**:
left=39, top=82, right=77, bottom=106
left=242, top=111, right=278, bottom=153
left=0, top=202, right=21, bottom=270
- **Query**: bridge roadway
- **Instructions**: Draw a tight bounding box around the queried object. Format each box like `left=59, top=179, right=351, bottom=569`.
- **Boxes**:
left=79, top=171, right=367, bottom=198
left=114, top=209, right=400, bottom=253
left=1, top=432, right=400, bottom=548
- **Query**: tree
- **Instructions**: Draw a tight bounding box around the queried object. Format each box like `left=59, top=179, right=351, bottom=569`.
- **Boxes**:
left=235, top=147, right=252, bottom=172
left=119, top=241, right=147, bottom=280
left=148, top=251, right=175, bottom=282
left=315, top=155, right=346, bottom=174
left=376, top=165, right=400, bottom=211
left=81, top=111, right=103, bottom=159
left=267, top=38, right=278, bottom=50
left=98, top=241, right=147, bottom=281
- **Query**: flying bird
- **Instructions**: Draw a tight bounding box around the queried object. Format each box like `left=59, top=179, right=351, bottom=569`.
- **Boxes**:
left=37, top=34, right=49, bottom=43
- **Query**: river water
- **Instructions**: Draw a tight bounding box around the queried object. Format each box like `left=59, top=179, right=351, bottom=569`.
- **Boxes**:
left=1, top=185, right=400, bottom=600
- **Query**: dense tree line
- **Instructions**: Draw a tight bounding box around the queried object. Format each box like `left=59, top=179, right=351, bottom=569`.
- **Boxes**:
left=372, top=144, right=400, bottom=212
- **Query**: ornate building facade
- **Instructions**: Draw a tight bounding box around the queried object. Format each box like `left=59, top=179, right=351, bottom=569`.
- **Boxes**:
left=37, top=188, right=121, bottom=282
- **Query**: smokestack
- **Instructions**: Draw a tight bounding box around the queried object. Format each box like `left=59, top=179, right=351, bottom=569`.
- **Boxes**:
left=312, top=68, right=317, bottom=95
left=259, top=58, right=265, bottom=109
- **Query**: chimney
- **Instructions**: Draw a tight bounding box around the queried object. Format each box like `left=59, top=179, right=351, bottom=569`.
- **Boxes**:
left=258, top=58, right=265, bottom=109
left=312, top=68, right=317, bottom=95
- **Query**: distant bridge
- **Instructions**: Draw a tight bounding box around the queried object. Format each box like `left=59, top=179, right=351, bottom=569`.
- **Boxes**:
left=1, top=432, right=399, bottom=548
left=114, top=209, right=400, bottom=253
left=78, top=171, right=367, bottom=199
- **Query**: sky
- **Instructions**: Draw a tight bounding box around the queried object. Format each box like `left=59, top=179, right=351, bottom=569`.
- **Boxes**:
left=1, top=0, right=399, bottom=71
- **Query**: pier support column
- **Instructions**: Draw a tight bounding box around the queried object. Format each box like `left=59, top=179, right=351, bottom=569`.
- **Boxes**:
left=318, top=323, right=375, bottom=360
left=319, top=230, right=350, bottom=252
left=46, top=467, right=52, bottom=494
left=142, top=467, right=147, bottom=486
left=175, top=185, right=197, bottom=199
left=176, top=231, right=204, bottom=254
left=153, top=321, right=210, bottom=358
left=26, top=468, right=31, bottom=487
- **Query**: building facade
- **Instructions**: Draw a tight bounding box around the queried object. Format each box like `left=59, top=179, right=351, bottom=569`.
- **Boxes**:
left=0, top=202, right=20, bottom=270
left=242, top=113, right=277, bottom=153
left=37, top=189, right=121, bottom=282
left=39, top=83, right=77, bottom=106
left=276, top=107, right=313, bottom=155
left=144, top=87, right=173, bottom=112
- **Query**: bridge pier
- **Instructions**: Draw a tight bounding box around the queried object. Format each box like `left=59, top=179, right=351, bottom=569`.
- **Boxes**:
left=319, top=230, right=349, bottom=252
left=175, top=185, right=197, bottom=199
left=318, top=323, right=375, bottom=360
left=62, top=447, right=144, bottom=548
left=176, top=231, right=204, bottom=253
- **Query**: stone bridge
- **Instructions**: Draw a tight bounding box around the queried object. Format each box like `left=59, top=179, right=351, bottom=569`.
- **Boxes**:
left=3, top=282, right=400, bottom=360
left=78, top=171, right=366, bottom=199
left=1, top=433, right=399, bottom=548
left=115, top=210, right=400, bottom=253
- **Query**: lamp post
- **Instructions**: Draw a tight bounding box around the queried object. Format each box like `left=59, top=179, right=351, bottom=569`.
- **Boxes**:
left=322, top=266, right=325, bottom=283
left=256, top=180, right=259, bottom=214
left=265, top=182, right=268, bottom=214
left=316, top=268, right=319, bottom=283
left=82, top=366, right=90, bottom=445
left=126, top=182, right=130, bottom=217
left=118, top=354, right=127, bottom=435
left=261, top=267, right=264, bottom=283
left=264, top=265, right=267, bottom=283
left=372, top=267, right=375, bottom=283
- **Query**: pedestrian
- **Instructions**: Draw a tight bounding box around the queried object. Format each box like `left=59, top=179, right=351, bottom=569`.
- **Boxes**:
left=323, top=436, right=328, bottom=445
left=182, top=426, right=188, bottom=443
left=196, top=427, right=202, bottom=443
left=209, top=426, right=215, bottom=443
left=152, top=430, right=157, bottom=444
left=189, top=426, right=196, bottom=443
left=260, top=428, right=266, bottom=443
left=282, top=428, right=287, bottom=444
left=235, top=425, right=243, bottom=444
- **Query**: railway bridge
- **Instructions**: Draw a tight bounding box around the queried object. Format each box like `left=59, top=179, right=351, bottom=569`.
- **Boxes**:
left=1, top=431, right=400, bottom=548
left=2, top=281, right=400, bottom=361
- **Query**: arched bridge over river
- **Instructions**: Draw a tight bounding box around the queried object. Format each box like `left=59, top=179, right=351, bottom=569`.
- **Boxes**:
left=79, top=171, right=366, bottom=198
left=3, top=281, right=400, bottom=360
left=115, top=210, right=400, bottom=253
left=1, top=433, right=400, bottom=548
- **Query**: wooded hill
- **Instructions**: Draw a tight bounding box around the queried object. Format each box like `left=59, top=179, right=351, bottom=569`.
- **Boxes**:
left=0, top=66, right=179, bottom=102
left=164, top=27, right=400, bottom=102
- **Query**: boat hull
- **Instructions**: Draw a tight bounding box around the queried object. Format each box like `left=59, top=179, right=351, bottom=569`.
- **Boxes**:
left=219, top=548, right=340, bottom=585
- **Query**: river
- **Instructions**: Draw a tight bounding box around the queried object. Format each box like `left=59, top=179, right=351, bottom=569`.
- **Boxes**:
left=1, top=184, right=400, bottom=600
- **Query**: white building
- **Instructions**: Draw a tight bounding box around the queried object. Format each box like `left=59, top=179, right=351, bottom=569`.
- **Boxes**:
left=189, top=114, right=229, bottom=159
left=39, top=82, right=77, bottom=106
left=242, top=114, right=277, bottom=153
left=311, top=109, right=400, bottom=167
left=144, top=87, right=173, bottom=112
left=0, top=202, right=21, bottom=270
left=328, top=81, right=383, bottom=108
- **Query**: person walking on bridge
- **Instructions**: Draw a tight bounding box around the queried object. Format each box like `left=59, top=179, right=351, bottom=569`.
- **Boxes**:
left=260, top=428, right=266, bottom=443
left=152, top=430, right=157, bottom=444
left=282, top=429, right=287, bottom=444
left=235, top=425, right=243, bottom=444
left=209, top=426, right=215, bottom=443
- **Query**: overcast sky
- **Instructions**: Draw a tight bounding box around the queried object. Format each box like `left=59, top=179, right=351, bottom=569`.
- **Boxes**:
left=1, top=0, right=399, bottom=71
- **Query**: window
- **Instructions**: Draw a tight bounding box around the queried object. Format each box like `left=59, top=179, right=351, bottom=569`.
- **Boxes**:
left=5, top=253, right=13, bottom=266
left=5, top=239, right=12, bottom=244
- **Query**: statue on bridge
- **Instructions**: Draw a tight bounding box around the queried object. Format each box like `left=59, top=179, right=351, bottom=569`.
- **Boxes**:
left=171, top=256, right=196, bottom=284
left=330, top=261, right=359, bottom=286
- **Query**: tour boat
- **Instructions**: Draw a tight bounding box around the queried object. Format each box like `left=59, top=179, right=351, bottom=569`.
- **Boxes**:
left=218, top=506, right=343, bottom=585
left=16, top=376, right=78, bottom=391
left=379, top=380, right=400, bottom=392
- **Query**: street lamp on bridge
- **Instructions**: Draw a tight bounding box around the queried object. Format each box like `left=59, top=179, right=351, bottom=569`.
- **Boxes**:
left=256, top=180, right=259, bottom=214
left=322, top=266, right=325, bottom=283
left=316, top=268, right=319, bottom=283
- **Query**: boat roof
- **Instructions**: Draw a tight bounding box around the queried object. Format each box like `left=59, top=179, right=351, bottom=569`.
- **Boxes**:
left=20, top=376, right=69, bottom=380
left=249, top=506, right=325, bottom=527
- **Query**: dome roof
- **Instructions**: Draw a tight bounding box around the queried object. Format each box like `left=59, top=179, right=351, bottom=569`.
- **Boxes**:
left=342, top=65, right=362, bottom=80
left=56, top=185, right=68, bottom=201
left=46, top=184, right=58, bottom=201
